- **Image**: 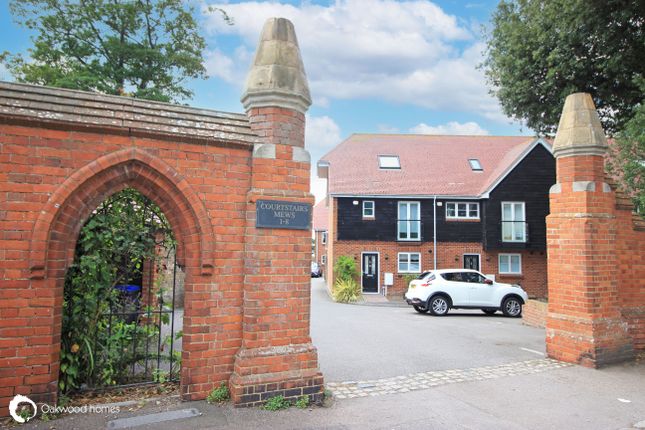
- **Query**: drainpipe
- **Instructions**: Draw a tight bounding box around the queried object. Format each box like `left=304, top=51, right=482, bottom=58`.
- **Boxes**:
left=433, top=195, right=437, bottom=270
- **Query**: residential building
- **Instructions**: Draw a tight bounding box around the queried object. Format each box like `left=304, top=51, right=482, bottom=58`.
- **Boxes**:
left=313, top=198, right=329, bottom=278
left=317, top=134, right=555, bottom=298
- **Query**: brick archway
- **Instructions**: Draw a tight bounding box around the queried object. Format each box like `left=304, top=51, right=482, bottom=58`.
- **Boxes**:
left=23, top=147, right=215, bottom=404
left=1, top=18, right=324, bottom=415
left=28, top=147, right=215, bottom=280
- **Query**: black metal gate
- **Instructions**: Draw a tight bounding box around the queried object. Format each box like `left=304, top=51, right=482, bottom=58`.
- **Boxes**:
left=102, top=247, right=183, bottom=387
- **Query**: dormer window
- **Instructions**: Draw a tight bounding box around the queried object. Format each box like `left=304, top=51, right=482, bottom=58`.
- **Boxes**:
left=468, top=159, right=483, bottom=171
left=379, top=155, right=400, bottom=169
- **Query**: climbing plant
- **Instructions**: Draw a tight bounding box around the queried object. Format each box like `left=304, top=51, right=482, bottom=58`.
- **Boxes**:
left=59, top=188, right=175, bottom=393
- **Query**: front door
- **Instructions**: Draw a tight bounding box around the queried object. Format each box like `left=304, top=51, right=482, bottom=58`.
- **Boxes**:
left=463, top=254, right=480, bottom=271
left=362, top=253, right=379, bottom=293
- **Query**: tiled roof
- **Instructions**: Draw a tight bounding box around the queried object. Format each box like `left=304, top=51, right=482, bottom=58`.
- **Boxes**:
left=0, top=81, right=260, bottom=145
left=320, top=134, right=546, bottom=197
left=312, top=198, right=328, bottom=231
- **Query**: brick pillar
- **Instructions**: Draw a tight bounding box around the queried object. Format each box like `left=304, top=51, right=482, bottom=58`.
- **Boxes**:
left=546, top=93, right=633, bottom=367
left=229, top=17, right=324, bottom=406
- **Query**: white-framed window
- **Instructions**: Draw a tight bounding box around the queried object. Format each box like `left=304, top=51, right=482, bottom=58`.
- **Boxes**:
left=378, top=155, right=400, bottom=169
left=397, top=201, right=421, bottom=241
left=398, top=252, right=421, bottom=273
left=362, top=200, right=375, bottom=218
left=502, top=202, right=526, bottom=242
left=499, top=254, right=522, bottom=274
left=321, top=231, right=327, bottom=244
left=446, top=202, right=479, bottom=219
left=321, top=255, right=327, bottom=265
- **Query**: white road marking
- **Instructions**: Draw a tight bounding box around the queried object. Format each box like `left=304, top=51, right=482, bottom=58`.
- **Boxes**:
left=617, top=398, right=632, bottom=403
left=520, top=347, right=545, bottom=356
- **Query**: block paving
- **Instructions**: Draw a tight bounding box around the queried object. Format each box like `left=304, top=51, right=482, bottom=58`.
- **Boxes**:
left=327, top=358, right=571, bottom=399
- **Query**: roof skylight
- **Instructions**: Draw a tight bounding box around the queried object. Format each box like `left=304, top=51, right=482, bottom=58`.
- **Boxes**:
left=379, top=155, right=400, bottom=169
left=468, top=159, right=483, bottom=171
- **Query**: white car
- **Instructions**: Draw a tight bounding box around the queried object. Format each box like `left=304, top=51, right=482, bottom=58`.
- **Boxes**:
left=404, top=269, right=528, bottom=317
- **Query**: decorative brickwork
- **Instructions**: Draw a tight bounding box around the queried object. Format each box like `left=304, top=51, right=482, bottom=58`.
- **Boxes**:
left=229, top=18, right=323, bottom=407
left=0, top=16, right=322, bottom=416
left=546, top=93, right=644, bottom=367
left=0, top=124, right=250, bottom=411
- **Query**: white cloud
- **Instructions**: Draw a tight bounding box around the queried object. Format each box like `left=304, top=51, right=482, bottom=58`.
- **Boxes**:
left=409, top=120, right=489, bottom=135
left=204, top=49, right=236, bottom=82
left=305, top=115, right=342, bottom=155
left=202, top=0, right=509, bottom=122
left=305, top=115, right=342, bottom=203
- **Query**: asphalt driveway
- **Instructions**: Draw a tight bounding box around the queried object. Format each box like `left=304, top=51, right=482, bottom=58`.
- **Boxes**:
left=310, top=278, right=547, bottom=382
left=14, top=278, right=645, bottom=430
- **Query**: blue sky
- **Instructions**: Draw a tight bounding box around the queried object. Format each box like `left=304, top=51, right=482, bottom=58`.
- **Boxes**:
left=0, top=0, right=528, bottom=202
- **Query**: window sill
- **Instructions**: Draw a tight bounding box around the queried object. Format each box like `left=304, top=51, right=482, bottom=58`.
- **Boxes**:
left=446, top=218, right=480, bottom=222
left=362, top=216, right=375, bottom=221
left=498, top=273, right=523, bottom=278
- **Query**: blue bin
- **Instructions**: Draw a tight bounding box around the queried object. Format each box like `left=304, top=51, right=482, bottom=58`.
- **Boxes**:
left=114, top=284, right=141, bottom=323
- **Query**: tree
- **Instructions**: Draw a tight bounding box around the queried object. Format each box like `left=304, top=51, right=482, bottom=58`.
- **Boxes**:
left=483, top=0, right=644, bottom=135
left=3, top=0, right=218, bottom=102
left=608, top=92, right=645, bottom=213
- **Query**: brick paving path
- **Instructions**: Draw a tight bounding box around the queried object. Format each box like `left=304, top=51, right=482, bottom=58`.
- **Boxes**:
left=327, top=359, right=571, bottom=399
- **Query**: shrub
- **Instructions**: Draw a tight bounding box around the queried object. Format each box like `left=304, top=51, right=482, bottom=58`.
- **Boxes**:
left=334, top=255, right=358, bottom=282
left=206, top=383, right=230, bottom=404
left=262, top=395, right=291, bottom=411
left=402, top=274, right=418, bottom=287
left=333, top=278, right=361, bottom=303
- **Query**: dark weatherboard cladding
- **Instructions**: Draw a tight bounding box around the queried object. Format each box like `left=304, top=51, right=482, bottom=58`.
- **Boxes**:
left=336, top=198, right=482, bottom=243
left=483, top=144, right=555, bottom=250
left=256, top=199, right=312, bottom=230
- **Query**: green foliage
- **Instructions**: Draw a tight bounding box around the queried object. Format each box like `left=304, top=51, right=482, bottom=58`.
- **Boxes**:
left=333, top=278, right=361, bottom=303
left=607, top=86, right=645, bottom=215
left=206, top=383, right=230, bottom=404
left=334, top=255, right=358, bottom=282
left=483, top=0, right=643, bottom=135
left=295, top=395, right=309, bottom=409
left=262, top=395, right=291, bottom=411
left=2, top=0, right=229, bottom=102
left=59, top=188, right=175, bottom=393
left=402, top=274, right=418, bottom=286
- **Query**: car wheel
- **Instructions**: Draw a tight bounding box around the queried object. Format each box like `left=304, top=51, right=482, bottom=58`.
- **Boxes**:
left=482, top=308, right=497, bottom=315
left=429, top=295, right=449, bottom=316
left=502, top=297, right=522, bottom=317
left=413, top=305, right=429, bottom=314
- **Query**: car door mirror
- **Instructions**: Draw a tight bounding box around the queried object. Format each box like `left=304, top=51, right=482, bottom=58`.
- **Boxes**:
left=484, top=279, right=493, bottom=285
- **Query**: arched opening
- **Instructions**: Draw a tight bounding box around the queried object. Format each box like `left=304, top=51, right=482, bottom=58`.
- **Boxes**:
left=27, top=149, right=216, bottom=404
left=59, top=188, right=185, bottom=394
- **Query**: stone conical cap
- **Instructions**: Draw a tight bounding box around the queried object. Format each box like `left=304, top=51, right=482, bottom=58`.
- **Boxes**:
left=552, top=93, right=608, bottom=158
left=241, top=18, right=311, bottom=114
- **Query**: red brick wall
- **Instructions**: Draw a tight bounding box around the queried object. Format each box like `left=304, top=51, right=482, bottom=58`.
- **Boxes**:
left=546, top=152, right=644, bottom=367
left=229, top=105, right=323, bottom=406
left=0, top=123, right=252, bottom=412
left=523, top=300, right=548, bottom=328
left=614, top=208, right=645, bottom=351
